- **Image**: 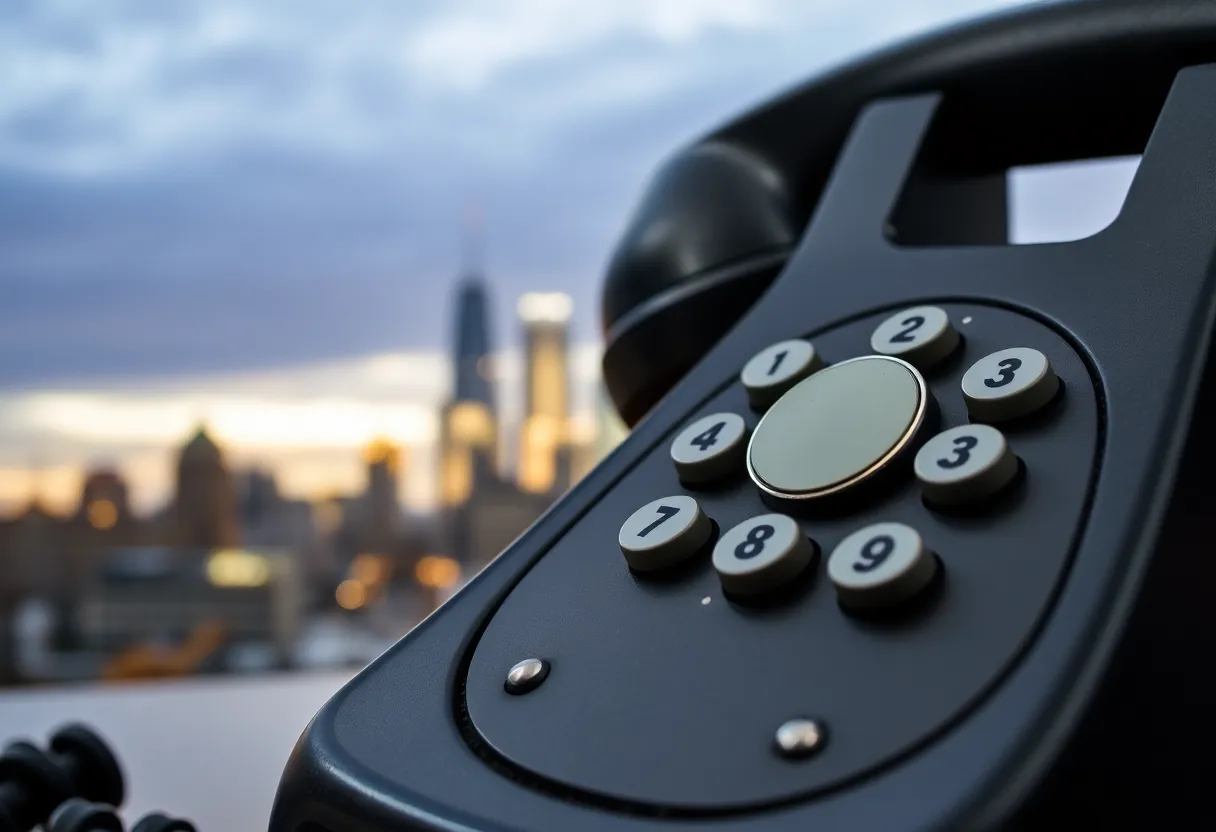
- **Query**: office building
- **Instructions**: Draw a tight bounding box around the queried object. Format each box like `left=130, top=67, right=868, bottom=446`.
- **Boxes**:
left=438, top=279, right=499, bottom=507
left=517, top=292, right=574, bottom=494
left=174, top=425, right=239, bottom=549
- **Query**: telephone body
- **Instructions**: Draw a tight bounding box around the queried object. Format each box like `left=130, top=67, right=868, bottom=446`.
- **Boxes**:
left=272, top=2, right=1216, bottom=829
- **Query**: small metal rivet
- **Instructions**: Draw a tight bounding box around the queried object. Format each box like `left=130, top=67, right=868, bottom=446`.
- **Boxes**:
left=962, top=316, right=973, bottom=325
left=505, top=658, right=549, bottom=694
left=701, top=596, right=711, bottom=605
left=774, top=718, right=826, bottom=758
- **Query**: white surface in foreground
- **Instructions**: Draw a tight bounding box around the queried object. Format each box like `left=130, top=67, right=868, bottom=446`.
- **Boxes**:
left=0, top=671, right=352, bottom=831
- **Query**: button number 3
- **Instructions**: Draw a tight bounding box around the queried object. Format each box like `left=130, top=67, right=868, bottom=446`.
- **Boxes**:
left=936, top=435, right=979, bottom=469
left=984, top=357, right=1022, bottom=388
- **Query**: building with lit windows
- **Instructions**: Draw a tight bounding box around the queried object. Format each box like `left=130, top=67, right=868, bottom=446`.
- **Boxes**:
left=517, top=292, right=574, bottom=495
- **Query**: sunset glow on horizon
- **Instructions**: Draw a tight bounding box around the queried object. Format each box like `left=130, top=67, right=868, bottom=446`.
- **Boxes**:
left=0, top=341, right=604, bottom=516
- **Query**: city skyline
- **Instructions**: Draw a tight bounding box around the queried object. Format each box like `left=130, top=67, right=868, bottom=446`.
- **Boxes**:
left=0, top=150, right=1141, bottom=518
left=0, top=291, right=608, bottom=518
left=0, top=265, right=606, bottom=688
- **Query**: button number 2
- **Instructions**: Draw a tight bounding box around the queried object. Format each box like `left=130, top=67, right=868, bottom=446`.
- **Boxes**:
left=889, top=315, right=925, bottom=343
left=984, top=357, right=1022, bottom=388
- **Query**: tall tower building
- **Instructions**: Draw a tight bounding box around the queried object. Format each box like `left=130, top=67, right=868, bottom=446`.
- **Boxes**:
left=452, top=279, right=494, bottom=408
left=517, top=292, right=573, bottom=494
left=174, top=425, right=239, bottom=549
left=438, top=217, right=499, bottom=508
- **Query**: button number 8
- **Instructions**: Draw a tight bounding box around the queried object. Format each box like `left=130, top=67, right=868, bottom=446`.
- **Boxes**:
left=735, top=524, right=775, bottom=560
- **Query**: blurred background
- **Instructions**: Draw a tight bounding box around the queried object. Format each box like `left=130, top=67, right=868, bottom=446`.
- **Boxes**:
left=0, top=0, right=1139, bottom=690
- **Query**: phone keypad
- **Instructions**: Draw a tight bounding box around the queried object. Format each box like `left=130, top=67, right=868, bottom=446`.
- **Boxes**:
left=468, top=302, right=1098, bottom=809
left=961, top=346, right=1059, bottom=422
left=618, top=495, right=712, bottom=572
left=739, top=338, right=823, bottom=408
left=669, top=412, right=749, bottom=485
left=870, top=305, right=960, bottom=369
left=654, top=324, right=1058, bottom=617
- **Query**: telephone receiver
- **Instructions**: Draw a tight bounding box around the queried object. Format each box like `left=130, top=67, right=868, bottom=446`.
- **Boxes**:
left=272, top=2, right=1216, bottom=829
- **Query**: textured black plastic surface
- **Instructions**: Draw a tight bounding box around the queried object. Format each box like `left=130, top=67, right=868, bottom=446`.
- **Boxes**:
left=271, top=6, right=1216, bottom=829
left=468, top=304, right=1098, bottom=810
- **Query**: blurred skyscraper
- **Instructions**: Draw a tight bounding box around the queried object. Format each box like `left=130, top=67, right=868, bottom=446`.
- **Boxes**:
left=452, top=278, right=495, bottom=408
left=362, top=438, right=403, bottom=556
left=438, top=279, right=499, bottom=508
left=175, top=426, right=239, bottom=549
left=517, top=292, right=573, bottom=494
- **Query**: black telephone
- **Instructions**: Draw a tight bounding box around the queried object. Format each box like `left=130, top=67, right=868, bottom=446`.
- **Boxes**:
left=271, top=2, right=1216, bottom=829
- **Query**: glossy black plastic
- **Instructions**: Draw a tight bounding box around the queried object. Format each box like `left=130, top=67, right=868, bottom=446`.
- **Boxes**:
left=272, top=3, right=1216, bottom=829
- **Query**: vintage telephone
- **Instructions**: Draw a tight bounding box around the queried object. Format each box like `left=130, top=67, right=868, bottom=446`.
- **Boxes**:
left=272, top=1, right=1216, bottom=829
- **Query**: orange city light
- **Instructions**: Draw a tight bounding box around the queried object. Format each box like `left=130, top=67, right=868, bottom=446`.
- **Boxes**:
left=87, top=498, right=118, bottom=530
left=351, top=553, right=389, bottom=585
left=415, top=555, right=461, bottom=590
left=336, top=579, right=367, bottom=611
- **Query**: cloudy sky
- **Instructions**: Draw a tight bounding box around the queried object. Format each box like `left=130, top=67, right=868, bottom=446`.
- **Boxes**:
left=0, top=0, right=1137, bottom=512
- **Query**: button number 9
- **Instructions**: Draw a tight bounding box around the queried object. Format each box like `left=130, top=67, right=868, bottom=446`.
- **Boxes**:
left=853, top=534, right=894, bottom=573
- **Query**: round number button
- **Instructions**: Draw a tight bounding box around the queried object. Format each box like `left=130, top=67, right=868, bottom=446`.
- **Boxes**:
left=961, top=347, right=1059, bottom=422
left=670, top=413, right=749, bottom=485
left=740, top=339, right=824, bottom=409
left=827, top=522, right=938, bottom=611
left=870, top=305, right=959, bottom=369
left=712, top=514, right=816, bottom=596
left=619, top=496, right=712, bottom=573
left=914, top=424, right=1019, bottom=507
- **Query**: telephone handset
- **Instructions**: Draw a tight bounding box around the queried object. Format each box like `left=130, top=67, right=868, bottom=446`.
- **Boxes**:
left=272, top=2, right=1216, bottom=829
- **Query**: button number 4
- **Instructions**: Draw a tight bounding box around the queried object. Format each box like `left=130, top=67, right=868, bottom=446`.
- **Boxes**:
left=690, top=421, right=726, bottom=452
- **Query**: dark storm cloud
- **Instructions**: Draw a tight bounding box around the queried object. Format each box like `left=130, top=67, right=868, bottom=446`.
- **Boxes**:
left=0, top=0, right=1024, bottom=389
